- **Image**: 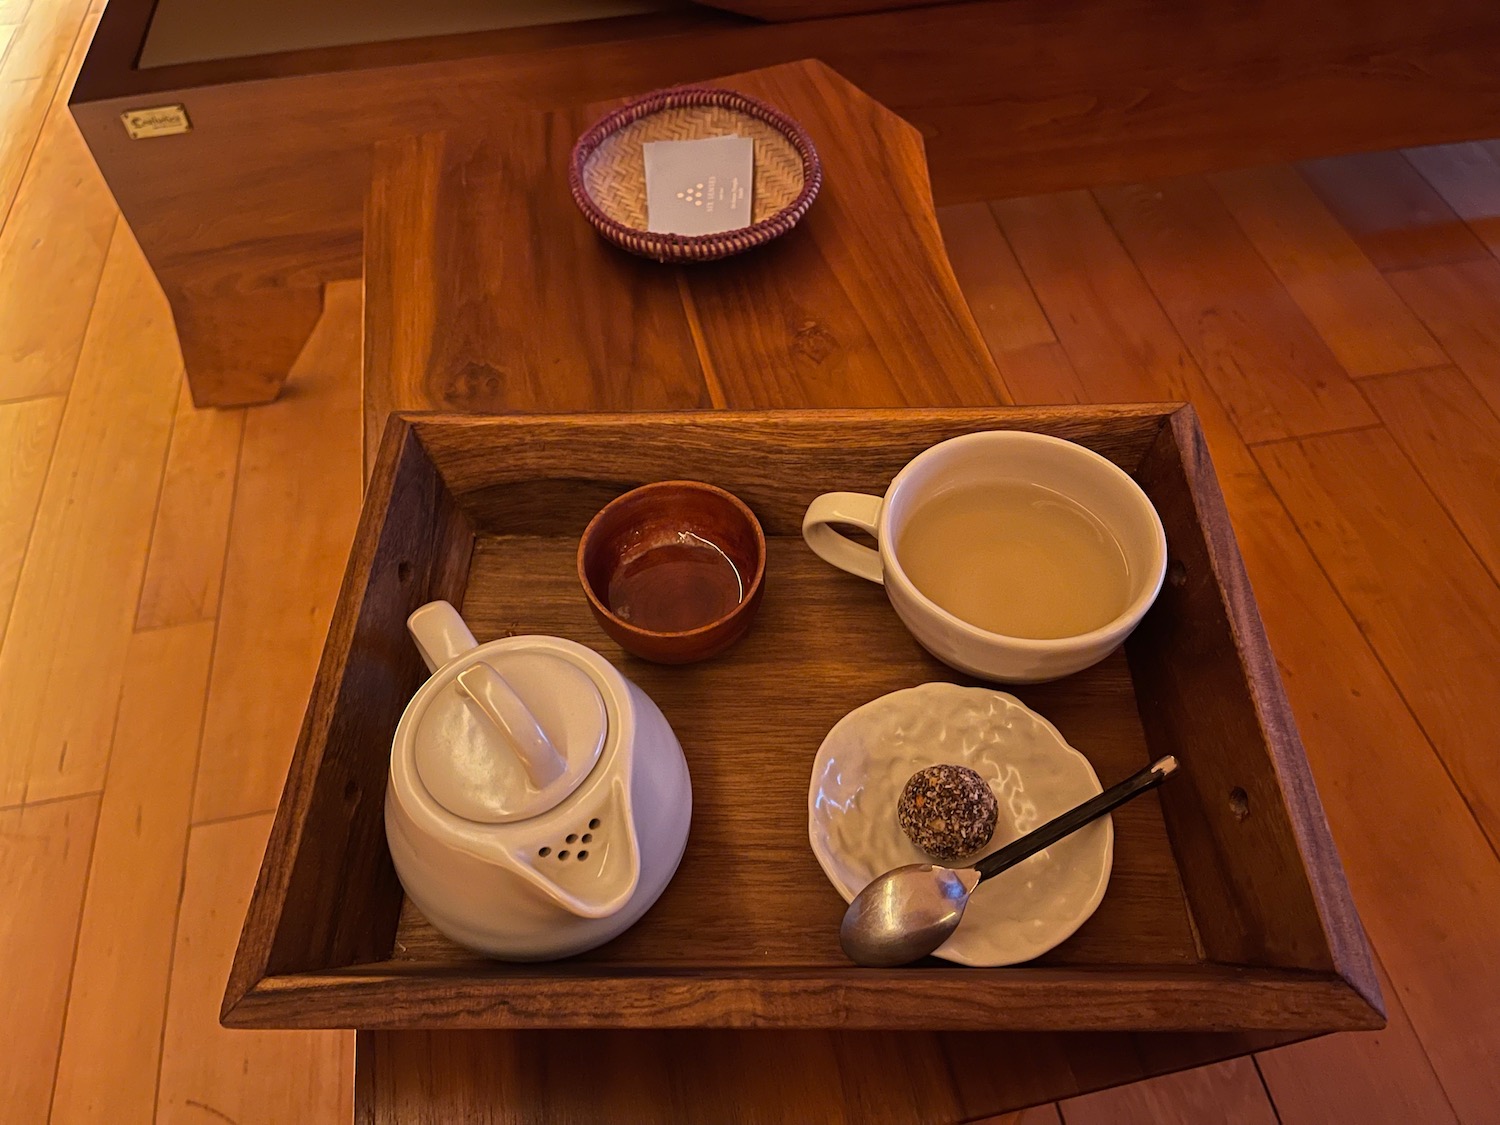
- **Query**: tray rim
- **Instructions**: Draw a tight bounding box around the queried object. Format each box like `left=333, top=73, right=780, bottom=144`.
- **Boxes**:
left=226, top=964, right=1379, bottom=1032
left=223, top=405, right=1382, bottom=1033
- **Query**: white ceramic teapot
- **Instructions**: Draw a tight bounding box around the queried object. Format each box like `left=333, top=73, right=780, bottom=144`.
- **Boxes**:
left=385, top=600, right=692, bottom=960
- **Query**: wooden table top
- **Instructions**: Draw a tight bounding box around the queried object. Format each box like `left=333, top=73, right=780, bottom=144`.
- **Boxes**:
left=362, top=58, right=1005, bottom=464
left=357, top=59, right=1308, bottom=1123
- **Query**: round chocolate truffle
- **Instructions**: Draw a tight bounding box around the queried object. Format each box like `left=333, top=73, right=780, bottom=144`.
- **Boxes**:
left=896, top=764, right=998, bottom=861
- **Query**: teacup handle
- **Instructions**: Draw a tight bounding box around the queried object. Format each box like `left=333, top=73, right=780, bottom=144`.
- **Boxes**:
left=802, top=492, right=885, bottom=585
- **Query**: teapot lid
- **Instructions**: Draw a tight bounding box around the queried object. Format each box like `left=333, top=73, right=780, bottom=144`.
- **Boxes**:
left=413, top=649, right=607, bottom=824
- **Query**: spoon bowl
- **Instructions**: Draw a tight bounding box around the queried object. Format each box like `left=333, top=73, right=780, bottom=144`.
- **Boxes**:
left=838, top=864, right=981, bottom=968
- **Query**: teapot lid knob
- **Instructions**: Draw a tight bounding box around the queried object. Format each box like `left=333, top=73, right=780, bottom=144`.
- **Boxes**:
left=413, top=649, right=607, bottom=824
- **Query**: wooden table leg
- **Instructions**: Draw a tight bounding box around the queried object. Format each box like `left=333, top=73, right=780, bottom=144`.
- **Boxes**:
left=161, top=271, right=325, bottom=407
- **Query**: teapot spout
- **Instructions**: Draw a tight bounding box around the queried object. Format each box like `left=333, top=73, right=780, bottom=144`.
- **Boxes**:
left=509, top=778, right=642, bottom=919
left=408, top=600, right=479, bottom=672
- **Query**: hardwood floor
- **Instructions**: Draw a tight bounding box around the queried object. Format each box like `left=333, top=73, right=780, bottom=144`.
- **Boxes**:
left=2, top=2, right=1498, bottom=1120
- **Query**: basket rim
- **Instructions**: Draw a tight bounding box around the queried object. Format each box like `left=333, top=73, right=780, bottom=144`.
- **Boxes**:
left=568, top=85, right=823, bottom=258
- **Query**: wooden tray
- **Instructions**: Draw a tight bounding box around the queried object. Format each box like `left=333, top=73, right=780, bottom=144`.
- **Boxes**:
left=223, top=407, right=1382, bottom=1034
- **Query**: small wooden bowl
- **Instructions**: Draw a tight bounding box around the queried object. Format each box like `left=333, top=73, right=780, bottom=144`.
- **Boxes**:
left=569, top=86, right=822, bottom=263
left=578, top=481, right=767, bottom=664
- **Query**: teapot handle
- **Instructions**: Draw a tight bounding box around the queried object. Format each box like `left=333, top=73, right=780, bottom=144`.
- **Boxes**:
left=408, top=600, right=478, bottom=672
left=455, top=663, right=568, bottom=789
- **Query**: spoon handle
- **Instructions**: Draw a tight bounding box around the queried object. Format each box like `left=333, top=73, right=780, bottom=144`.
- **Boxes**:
left=972, top=756, right=1178, bottom=884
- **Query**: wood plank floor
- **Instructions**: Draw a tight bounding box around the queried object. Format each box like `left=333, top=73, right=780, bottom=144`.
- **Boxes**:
left=3, top=3, right=1499, bottom=1120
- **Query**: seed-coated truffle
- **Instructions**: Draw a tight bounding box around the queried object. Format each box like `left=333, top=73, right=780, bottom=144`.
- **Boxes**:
left=896, top=764, right=998, bottom=861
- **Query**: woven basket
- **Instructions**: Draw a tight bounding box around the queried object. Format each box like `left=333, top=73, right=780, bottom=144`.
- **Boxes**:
left=569, top=86, right=822, bottom=263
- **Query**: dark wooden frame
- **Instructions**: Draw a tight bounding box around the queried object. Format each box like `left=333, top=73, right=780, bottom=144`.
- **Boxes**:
left=223, top=407, right=1381, bottom=1034
left=67, top=0, right=1500, bottom=406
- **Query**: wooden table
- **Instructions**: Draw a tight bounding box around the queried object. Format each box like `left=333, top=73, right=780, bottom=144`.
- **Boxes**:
left=362, top=60, right=1006, bottom=463
left=356, top=60, right=1312, bottom=1123
left=73, top=0, right=1500, bottom=409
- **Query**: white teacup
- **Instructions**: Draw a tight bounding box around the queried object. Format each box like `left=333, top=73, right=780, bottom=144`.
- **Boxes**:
left=801, top=431, right=1167, bottom=683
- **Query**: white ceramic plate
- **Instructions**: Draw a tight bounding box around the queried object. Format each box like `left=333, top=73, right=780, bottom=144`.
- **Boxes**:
left=808, top=682, right=1112, bottom=966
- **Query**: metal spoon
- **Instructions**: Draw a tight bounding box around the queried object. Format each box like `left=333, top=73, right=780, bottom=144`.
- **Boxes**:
left=840, top=755, right=1180, bottom=967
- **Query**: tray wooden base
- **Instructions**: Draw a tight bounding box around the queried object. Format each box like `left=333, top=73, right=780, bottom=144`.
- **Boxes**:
left=225, top=408, right=1380, bottom=1036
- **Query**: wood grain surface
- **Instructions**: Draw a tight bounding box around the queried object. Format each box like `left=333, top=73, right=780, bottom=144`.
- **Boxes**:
left=1208, top=164, right=1446, bottom=378
left=668, top=63, right=1000, bottom=412
left=192, top=282, right=365, bottom=825
left=986, top=188, right=1249, bottom=456
left=1092, top=178, right=1375, bottom=445
left=1297, top=150, right=1493, bottom=272
left=158, top=814, right=353, bottom=1125
left=0, top=227, right=180, bottom=807
left=238, top=965, right=1376, bottom=1034
left=936, top=204, right=1054, bottom=353
left=0, top=0, right=90, bottom=222
left=1401, top=141, right=1500, bottom=260
left=223, top=424, right=472, bottom=1013
left=48, top=622, right=214, bottom=1123
left=0, top=184, right=359, bottom=1124
left=363, top=60, right=999, bottom=458
left=0, top=795, right=98, bottom=1124
left=690, top=0, right=937, bottom=20
left=1255, top=961, right=1460, bottom=1125
left=1255, top=430, right=1500, bottom=848
left=71, top=0, right=1500, bottom=403
left=1361, top=366, right=1500, bottom=581
left=1128, top=411, right=1373, bottom=989
left=278, top=433, right=471, bottom=983
left=164, top=275, right=326, bottom=408
left=0, top=97, right=114, bottom=404
left=954, top=192, right=1469, bottom=1125
left=428, top=537, right=1192, bottom=973
left=1386, top=260, right=1500, bottom=419
left=1062, top=1057, right=1278, bottom=1125
left=10, top=20, right=1498, bottom=1117
left=352, top=1027, right=1292, bottom=1125
left=0, top=395, right=64, bottom=643
left=332, top=61, right=1375, bottom=1117
left=382, top=1028, right=1339, bottom=1125
left=225, top=409, right=1376, bottom=1046
left=966, top=179, right=1500, bottom=1120
left=407, top=407, right=1169, bottom=533
left=363, top=122, right=711, bottom=450
left=134, top=384, right=245, bottom=630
